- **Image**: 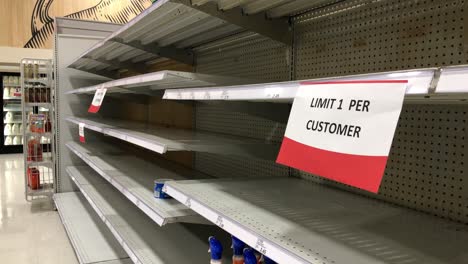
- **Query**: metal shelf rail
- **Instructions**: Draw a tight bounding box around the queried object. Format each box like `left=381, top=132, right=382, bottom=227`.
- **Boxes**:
left=66, top=0, right=297, bottom=77
left=66, top=116, right=279, bottom=160
left=165, top=178, right=468, bottom=264
left=54, top=192, right=131, bottom=264
left=163, top=67, right=468, bottom=102
left=67, top=165, right=228, bottom=264
left=66, top=141, right=206, bottom=226
left=66, top=70, right=258, bottom=95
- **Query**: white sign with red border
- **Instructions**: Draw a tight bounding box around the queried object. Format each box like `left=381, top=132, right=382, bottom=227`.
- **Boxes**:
left=88, top=88, right=107, bottom=113
left=276, top=80, right=408, bottom=193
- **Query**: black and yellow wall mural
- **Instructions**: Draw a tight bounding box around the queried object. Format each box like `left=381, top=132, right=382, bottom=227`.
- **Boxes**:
left=0, top=0, right=152, bottom=49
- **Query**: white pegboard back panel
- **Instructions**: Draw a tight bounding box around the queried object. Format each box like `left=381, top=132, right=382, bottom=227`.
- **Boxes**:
left=194, top=31, right=291, bottom=180
left=195, top=32, right=291, bottom=81
left=293, top=0, right=467, bottom=79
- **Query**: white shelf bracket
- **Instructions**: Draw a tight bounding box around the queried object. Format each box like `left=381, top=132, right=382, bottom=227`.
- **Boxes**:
left=110, top=38, right=194, bottom=65
left=83, top=56, right=150, bottom=75
left=172, top=0, right=292, bottom=45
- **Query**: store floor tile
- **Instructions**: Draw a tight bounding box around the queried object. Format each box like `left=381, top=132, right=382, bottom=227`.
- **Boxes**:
left=0, top=154, right=78, bottom=264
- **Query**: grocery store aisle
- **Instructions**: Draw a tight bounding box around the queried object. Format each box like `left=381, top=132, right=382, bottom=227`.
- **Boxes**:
left=0, top=154, right=78, bottom=264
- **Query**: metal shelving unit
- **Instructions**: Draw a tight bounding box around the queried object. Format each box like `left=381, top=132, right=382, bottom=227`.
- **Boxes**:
left=21, top=58, right=55, bottom=201
left=66, top=70, right=257, bottom=95
left=165, top=177, right=468, bottom=264
left=66, top=116, right=279, bottom=160
left=66, top=0, right=296, bottom=77
left=67, top=165, right=228, bottom=264
left=54, top=192, right=132, bottom=264
left=66, top=141, right=207, bottom=226
left=55, top=1, right=468, bottom=263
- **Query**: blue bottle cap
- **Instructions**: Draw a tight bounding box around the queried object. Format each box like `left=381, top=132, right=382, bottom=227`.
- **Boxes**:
left=243, top=248, right=258, bottom=264
left=231, top=236, right=245, bottom=255
left=208, top=236, right=223, bottom=260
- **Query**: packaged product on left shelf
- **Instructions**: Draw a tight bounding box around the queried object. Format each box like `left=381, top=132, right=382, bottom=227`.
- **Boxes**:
left=209, top=236, right=223, bottom=264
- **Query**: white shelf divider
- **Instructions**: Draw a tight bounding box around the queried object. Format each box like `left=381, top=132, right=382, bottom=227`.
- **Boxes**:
left=66, top=141, right=207, bottom=226
left=66, top=116, right=279, bottom=160
left=66, top=70, right=258, bottom=95
left=165, top=177, right=468, bottom=264
left=54, top=192, right=131, bottom=264
left=67, top=165, right=227, bottom=264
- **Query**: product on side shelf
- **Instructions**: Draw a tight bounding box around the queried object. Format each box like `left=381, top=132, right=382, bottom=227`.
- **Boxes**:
left=209, top=236, right=223, bottom=264
left=27, top=167, right=40, bottom=190
left=4, top=124, right=11, bottom=135
left=27, top=138, right=43, bottom=161
left=13, top=136, right=21, bottom=145
left=29, top=114, right=49, bottom=133
left=5, top=112, right=13, bottom=122
left=4, top=136, right=12, bottom=145
left=3, top=87, right=9, bottom=97
left=154, top=179, right=172, bottom=199
left=232, top=236, right=245, bottom=264
left=12, top=124, right=20, bottom=134
left=243, top=249, right=258, bottom=264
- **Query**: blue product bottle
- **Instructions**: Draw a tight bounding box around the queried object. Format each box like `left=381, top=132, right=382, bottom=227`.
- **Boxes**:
left=232, top=236, right=245, bottom=264
left=209, top=236, right=223, bottom=264
left=263, top=255, right=277, bottom=264
left=243, top=248, right=258, bottom=264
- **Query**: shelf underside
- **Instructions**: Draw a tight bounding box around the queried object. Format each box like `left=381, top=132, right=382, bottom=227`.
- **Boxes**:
left=67, top=0, right=293, bottom=76
left=66, top=70, right=258, bottom=95
left=67, top=116, right=279, bottom=159
left=66, top=140, right=206, bottom=226
left=67, top=165, right=226, bottom=264
left=165, top=178, right=468, bottom=264
left=54, top=192, right=131, bottom=264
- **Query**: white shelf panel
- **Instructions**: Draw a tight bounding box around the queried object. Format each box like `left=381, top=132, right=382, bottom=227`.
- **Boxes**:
left=66, top=116, right=278, bottom=159
left=163, top=69, right=437, bottom=102
left=67, top=166, right=224, bottom=264
left=67, top=0, right=290, bottom=76
left=66, top=141, right=206, bottom=226
left=165, top=178, right=468, bottom=264
left=66, top=70, right=256, bottom=95
left=54, top=192, right=131, bottom=264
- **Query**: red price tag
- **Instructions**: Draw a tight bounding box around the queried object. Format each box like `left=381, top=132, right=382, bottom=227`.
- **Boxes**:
left=88, top=88, right=107, bottom=113
left=79, top=123, right=85, bottom=143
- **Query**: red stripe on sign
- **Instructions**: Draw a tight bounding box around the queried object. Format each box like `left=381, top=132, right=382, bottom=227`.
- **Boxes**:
left=79, top=136, right=85, bottom=143
left=276, top=137, right=388, bottom=193
left=88, top=104, right=100, bottom=113
left=300, top=80, right=408, bottom=85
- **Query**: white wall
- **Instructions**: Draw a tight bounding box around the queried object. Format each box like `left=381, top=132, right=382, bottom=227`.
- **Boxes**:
left=0, top=46, right=52, bottom=72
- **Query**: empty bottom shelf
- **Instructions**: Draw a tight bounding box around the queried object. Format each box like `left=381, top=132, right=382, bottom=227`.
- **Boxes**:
left=53, top=192, right=131, bottom=264
left=67, top=165, right=230, bottom=264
